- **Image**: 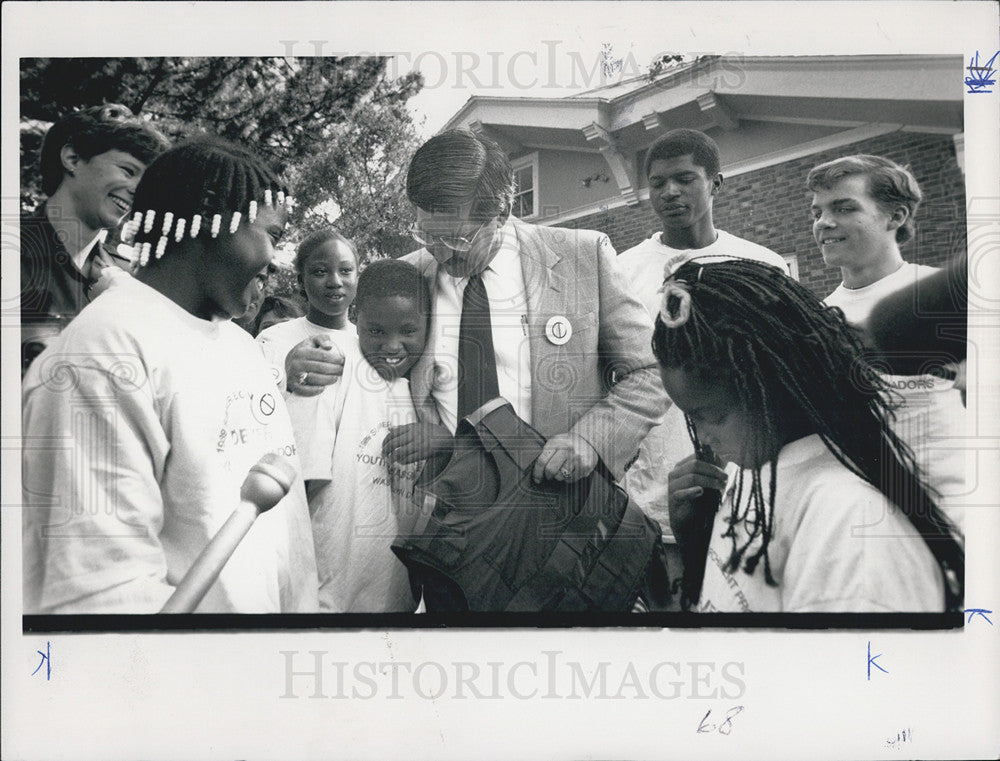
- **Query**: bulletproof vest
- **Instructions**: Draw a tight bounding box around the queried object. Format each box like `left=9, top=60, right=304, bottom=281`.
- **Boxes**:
left=392, top=399, right=670, bottom=612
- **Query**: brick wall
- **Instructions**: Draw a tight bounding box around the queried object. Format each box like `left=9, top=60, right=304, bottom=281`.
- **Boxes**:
left=557, top=131, right=966, bottom=298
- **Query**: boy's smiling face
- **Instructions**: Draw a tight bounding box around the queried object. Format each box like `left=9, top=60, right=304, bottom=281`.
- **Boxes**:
left=357, top=294, right=427, bottom=381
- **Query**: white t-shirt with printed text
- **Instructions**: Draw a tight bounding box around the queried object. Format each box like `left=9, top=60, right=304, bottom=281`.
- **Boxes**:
left=285, top=336, right=421, bottom=612
left=697, top=435, right=944, bottom=613
left=22, top=273, right=319, bottom=613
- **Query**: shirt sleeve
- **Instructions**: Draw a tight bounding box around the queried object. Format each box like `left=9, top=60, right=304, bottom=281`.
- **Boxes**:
left=22, top=348, right=174, bottom=614
left=285, top=381, right=341, bottom=483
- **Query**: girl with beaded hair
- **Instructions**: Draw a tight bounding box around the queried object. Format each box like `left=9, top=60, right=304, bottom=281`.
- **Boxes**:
left=22, top=137, right=319, bottom=614
left=656, top=257, right=963, bottom=613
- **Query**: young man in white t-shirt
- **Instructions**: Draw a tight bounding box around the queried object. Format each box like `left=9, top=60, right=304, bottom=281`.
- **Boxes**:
left=808, top=154, right=965, bottom=528
left=618, top=129, right=788, bottom=544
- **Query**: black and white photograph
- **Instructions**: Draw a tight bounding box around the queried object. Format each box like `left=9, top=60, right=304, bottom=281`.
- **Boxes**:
left=3, top=2, right=998, bottom=759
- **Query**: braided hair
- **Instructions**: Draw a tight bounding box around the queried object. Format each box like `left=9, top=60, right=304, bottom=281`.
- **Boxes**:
left=652, top=258, right=963, bottom=608
left=122, top=136, right=291, bottom=266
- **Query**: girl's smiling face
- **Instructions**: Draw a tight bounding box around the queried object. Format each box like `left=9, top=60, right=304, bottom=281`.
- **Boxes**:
left=200, top=204, right=285, bottom=320
left=299, top=238, right=358, bottom=328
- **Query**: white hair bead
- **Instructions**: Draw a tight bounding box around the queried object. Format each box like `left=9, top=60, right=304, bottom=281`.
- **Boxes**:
left=229, top=211, right=242, bottom=234
left=155, top=235, right=168, bottom=259
left=161, top=212, right=174, bottom=236
left=139, top=241, right=152, bottom=267
left=276, top=190, right=285, bottom=206
left=174, top=218, right=186, bottom=242
left=120, top=221, right=135, bottom=245
left=190, top=214, right=202, bottom=238
left=248, top=200, right=258, bottom=223
left=143, top=209, right=156, bottom=234
left=264, top=188, right=272, bottom=207
left=210, top=214, right=222, bottom=238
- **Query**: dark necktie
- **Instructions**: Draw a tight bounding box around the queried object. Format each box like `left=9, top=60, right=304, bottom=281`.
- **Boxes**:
left=457, top=272, right=500, bottom=420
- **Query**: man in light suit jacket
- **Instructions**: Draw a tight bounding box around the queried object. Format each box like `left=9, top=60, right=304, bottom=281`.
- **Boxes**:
left=289, top=129, right=666, bottom=483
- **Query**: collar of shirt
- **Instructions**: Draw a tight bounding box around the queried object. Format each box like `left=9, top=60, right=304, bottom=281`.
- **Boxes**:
left=73, top=229, right=108, bottom=274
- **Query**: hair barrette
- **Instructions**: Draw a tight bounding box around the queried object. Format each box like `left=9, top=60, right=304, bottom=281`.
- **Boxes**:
left=659, top=280, right=693, bottom=328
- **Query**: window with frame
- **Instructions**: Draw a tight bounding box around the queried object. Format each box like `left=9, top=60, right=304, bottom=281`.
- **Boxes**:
left=511, top=154, right=538, bottom=219
left=783, top=255, right=800, bottom=280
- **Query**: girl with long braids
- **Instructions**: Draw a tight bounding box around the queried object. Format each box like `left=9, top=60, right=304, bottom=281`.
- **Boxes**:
left=22, top=137, right=318, bottom=613
left=657, top=257, right=963, bottom=613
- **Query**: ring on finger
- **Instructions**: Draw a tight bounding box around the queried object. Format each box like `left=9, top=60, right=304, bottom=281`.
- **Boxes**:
left=559, top=466, right=572, bottom=479
left=297, top=371, right=309, bottom=385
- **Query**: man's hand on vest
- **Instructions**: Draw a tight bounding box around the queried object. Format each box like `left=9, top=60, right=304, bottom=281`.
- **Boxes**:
left=383, top=422, right=454, bottom=465
left=532, top=432, right=598, bottom=484
left=285, top=335, right=345, bottom=396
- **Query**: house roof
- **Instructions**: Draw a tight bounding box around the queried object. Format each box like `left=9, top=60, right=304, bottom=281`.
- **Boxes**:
left=443, top=55, right=963, bottom=156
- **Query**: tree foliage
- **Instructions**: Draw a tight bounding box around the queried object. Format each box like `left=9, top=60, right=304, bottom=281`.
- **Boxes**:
left=290, top=97, right=423, bottom=263
left=19, top=56, right=424, bottom=254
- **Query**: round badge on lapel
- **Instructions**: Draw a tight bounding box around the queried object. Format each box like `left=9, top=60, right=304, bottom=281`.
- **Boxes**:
left=545, top=315, right=572, bottom=345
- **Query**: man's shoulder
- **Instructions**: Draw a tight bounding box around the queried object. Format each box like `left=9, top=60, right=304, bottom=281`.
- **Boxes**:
left=716, top=231, right=788, bottom=269
left=401, top=249, right=436, bottom=275
left=618, top=233, right=661, bottom=259
left=524, top=220, right=606, bottom=247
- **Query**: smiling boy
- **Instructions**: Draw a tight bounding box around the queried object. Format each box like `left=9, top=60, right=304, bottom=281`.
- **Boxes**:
left=285, top=258, right=433, bottom=612
left=21, top=104, right=168, bottom=369
left=807, top=154, right=965, bottom=529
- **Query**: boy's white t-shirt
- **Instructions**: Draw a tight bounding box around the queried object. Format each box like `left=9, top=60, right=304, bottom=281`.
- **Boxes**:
left=285, top=336, right=421, bottom=612
left=825, top=262, right=966, bottom=530
left=22, top=273, right=319, bottom=614
left=617, top=230, right=790, bottom=536
left=257, top=315, right=358, bottom=391
left=697, top=435, right=945, bottom=613
left=824, top=262, right=938, bottom=326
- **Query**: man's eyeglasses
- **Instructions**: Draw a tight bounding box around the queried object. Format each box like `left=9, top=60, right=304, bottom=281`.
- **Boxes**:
left=408, top=220, right=491, bottom=252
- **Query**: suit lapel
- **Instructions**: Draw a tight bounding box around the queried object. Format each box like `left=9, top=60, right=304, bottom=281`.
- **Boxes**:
left=514, top=218, right=565, bottom=325
left=513, top=219, right=569, bottom=429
